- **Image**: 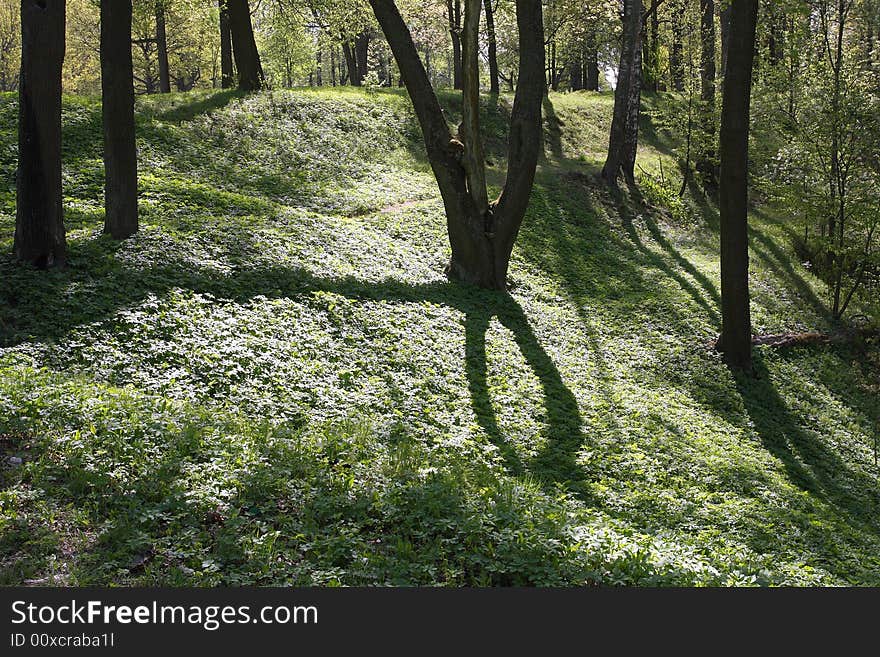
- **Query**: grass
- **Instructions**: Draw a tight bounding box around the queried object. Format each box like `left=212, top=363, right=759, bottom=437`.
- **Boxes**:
left=0, top=87, right=878, bottom=586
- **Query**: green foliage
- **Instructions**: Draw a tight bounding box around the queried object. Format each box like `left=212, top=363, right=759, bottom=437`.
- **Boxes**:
left=1, top=89, right=879, bottom=586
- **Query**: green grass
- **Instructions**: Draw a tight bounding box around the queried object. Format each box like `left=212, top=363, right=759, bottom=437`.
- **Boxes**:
left=0, top=87, right=878, bottom=586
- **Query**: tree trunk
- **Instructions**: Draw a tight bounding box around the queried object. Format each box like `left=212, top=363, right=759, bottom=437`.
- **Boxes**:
left=585, top=33, right=599, bottom=90
left=670, top=4, right=684, bottom=91
left=219, top=0, right=234, bottom=89
left=370, top=0, right=543, bottom=289
left=484, top=0, right=499, bottom=94
left=15, top=0, right=66, bottom=268
left=355, top=30, right=370, bottom=84
left=697, top=0, right=716, bottom=182
left=720, top=4, right=730, bottom=80
left=447, top=0, right=462, bottom=89
left=717, top=0, right=758, bottom=371
left=101, top=0, right=138, bottom=240
left=316, top=48, right=322, bottom=86
left=341, top=41, right=356, bottom=85
left=602, top=0, right=643, bottom=185
left=330, top=46, right=337, bottom=86
left=155, top=1, right=170, bottom=93
left=228, top=0, right=264, bottom=91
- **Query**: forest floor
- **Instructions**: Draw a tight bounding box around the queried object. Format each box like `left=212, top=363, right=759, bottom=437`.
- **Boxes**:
left=0, top=87, right=878, bottom=586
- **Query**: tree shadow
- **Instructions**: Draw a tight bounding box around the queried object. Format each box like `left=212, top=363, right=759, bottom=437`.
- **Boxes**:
left=464, top=293, right=588, bottom=492
left=612, top=184, right=721, bottom=327
left=541, top=95, right=564, bottom=160
left=735, top=357, right=880, bottom=533
left=147, top=89, right=246, bottom=124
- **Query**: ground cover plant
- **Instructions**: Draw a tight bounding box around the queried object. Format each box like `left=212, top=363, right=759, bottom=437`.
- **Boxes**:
left=1, top=87, right=878, bottom=586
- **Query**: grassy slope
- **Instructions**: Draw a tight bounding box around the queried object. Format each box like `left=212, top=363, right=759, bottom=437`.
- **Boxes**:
left=0, top=87, right=878, bottom=586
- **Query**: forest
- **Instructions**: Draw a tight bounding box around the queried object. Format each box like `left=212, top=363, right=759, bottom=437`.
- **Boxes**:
left=0, top=0, right=878, bottom=587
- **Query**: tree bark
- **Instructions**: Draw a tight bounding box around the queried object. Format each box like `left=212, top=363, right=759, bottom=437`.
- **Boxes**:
left=370, top=0, right=544, bottom=289
left=355, top=30, right=370, bottom=84
left=717, top=0, right=758, bottom=371
left=219, top=0, right=234, bottom=89
left=484, top=0, right=499, bottom=94
left=697, top=0, right=716, bottom=182
left=101, top=0, right=138, bottom=240
left=447, top=0, right=462, bottom=89
left=228, top=0, right=264, bottom=91
left=155, top=1, right=170, bottom=93
left=602, top=0, right=643, bottom=185
left=670, top=4, right=684, bottom=91
left=341, top=41, right=356, bottom=85
left=15, top=0, right=66, bottom=268
left=585, top=32, right=599, bottom=90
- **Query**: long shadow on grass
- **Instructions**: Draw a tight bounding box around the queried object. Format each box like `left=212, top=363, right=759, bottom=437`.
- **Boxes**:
left=735, top=357, right=880, bottom=534
left=0, top=252, right=589, bottom=497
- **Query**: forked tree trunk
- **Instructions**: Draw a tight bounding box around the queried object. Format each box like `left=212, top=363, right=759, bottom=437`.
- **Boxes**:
left=602, top=0, right=642, bottom=185
left=155, top=1, right=171, bottom=93
left=15, top=0, right=66, bottom=268
left=101, top=0, right=138, bottom=240
left=485, top=0, right=499, bottom=94
left=717, top=0, right=758, bottom=371
left=370, top=0, right=544, bottom=290
left=219, top=0, right=234, bottom=89
left=228, top=0, right=264, bottom=91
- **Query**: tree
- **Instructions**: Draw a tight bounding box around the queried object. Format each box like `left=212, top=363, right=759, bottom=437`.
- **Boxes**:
left=15, top=0, right=66, bottom=268
left=0, top=0, right=19, bottom=91
left=447, top=0, right=462, bottom=88
left=602, top=0, right=643, bottom=185
left=155, top=0, right=171, bottom=93
left=484, top=0, right=499, bottom=94
left=696, top=0, right=716, bottom=182
left=228, top=0, right=264, bottom=90
left=219, top=0, right=234, bottom=88
left=101, top=0, right=138, bottom=240
left=717, top=0, right=758, bottom=371
left=370, top=0, right=544, bottom=289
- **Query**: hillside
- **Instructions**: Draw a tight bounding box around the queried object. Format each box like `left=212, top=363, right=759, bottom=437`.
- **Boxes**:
left=0, top=88, right=878, bottom=586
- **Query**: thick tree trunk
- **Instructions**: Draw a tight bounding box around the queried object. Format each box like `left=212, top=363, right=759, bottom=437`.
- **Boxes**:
left=15, top=0, right=66, bottom=268
left=697, top=0, right=716, bottom=182
left=219, top=0, right=234, bottom=89
left=228, top=0, right=264, bottom=91
left=447, top=0, right=462, bottom=89
left=602, top=0, right=643, bottom=185
left=155, top=1, right=170, bottom=93
left=370, top=0, right=543, bottom=289
left=101, top=0, right=138, bottom=240
left=717, top=0, right=758, bottom=371
left=484, top=0, right=499, bottom=94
